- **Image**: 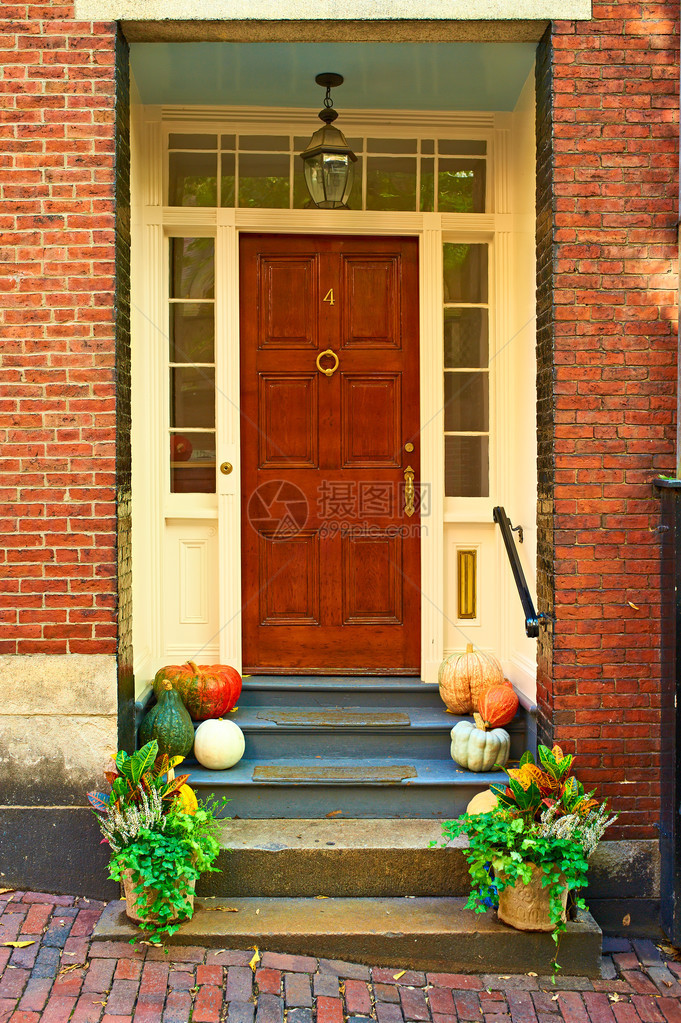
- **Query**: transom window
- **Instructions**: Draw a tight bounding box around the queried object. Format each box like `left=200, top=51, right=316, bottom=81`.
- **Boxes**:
left=167, top=132, right=487, bottom=213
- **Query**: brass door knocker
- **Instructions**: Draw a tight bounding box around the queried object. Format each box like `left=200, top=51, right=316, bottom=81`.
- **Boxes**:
left=316, top=348, right=339, bottom=378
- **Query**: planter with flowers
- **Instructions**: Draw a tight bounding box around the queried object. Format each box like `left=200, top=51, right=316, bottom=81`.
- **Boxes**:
left=87, top=740, right=225, bottom=942
left=438, top=744, right=616, bottom=970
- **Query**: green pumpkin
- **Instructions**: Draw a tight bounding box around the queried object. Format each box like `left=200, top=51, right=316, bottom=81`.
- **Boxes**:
left=140, top=680, right=194, bottom=758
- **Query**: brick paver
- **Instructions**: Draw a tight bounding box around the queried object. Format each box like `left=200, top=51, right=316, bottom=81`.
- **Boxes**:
left=0, top=890, right=679, bottom=1023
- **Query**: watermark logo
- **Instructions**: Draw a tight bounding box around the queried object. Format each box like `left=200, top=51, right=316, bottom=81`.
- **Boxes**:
left=246, top=478, right=430, bottom=537
left=246, top=480, right=309, bottom=537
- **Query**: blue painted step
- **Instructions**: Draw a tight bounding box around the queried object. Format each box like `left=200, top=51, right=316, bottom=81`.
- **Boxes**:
left=239, top=676, right=443, bottom=709
left=175, top=675, right=527, bottom=820
left=186, top=757, right=509, bottom=820
left=215, top=704, right=527, bottom=760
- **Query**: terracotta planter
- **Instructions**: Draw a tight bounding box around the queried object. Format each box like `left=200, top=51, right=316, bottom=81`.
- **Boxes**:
left=497, top=863, right=567, bottom=932
left=121, top=869, right=195, bottom=925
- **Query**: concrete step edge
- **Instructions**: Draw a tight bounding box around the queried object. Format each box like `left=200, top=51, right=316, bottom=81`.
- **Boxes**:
left=93, top=897, right=602, bottom=976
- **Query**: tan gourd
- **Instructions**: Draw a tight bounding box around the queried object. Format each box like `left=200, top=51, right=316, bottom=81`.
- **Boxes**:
left=438, top=643, right=504, bottom=714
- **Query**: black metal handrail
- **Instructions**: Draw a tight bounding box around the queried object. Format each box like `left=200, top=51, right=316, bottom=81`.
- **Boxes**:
left=493, top=506, right=547, bottom=639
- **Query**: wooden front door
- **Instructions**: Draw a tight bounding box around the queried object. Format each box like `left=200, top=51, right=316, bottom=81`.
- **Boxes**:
left=240, top=234, right=420, bottom=674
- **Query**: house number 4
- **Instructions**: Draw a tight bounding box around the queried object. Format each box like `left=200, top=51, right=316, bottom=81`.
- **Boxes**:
left=323, top=288, right=335, bottom=306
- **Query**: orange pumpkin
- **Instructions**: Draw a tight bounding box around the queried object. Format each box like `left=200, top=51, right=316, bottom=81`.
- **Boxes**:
left=438, top=644, right=504, bottom=714
left=478, top=683, right=519, bottom=729
left=153, top=661, right=242, bottom=721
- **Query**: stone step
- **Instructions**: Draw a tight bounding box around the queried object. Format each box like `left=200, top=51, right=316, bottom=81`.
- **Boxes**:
left=93, top=896, right=603, bottom=975
left=199, top=818, right=466, bottom=898
left=197, top=819, right=625, bottom=905
left=187, top=757, right=507, bottom=819
left=221, top=704, right=526, bottom=761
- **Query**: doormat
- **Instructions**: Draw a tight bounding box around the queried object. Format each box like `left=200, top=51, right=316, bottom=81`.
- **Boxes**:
left=256, top=710, right=411, bottom=727
left=252, top=764, right=418, bottom=783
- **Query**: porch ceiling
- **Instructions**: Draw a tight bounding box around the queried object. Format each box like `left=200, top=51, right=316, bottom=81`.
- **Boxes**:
left=130, top=41, right=537, bottom=111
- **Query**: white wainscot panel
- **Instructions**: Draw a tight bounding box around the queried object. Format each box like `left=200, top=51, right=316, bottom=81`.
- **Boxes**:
left=443, top=521, right=499, bottom=658
left=163, top=519, right=220, bottom=661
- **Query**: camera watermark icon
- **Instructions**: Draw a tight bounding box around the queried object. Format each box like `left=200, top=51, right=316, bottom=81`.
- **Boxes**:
left=246, top=480, right=309, bottom=537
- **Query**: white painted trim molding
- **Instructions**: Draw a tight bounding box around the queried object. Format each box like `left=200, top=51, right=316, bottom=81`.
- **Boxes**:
left=131, top=103, right=538, bottom=695
left=76, top=0, right=591, bottom=21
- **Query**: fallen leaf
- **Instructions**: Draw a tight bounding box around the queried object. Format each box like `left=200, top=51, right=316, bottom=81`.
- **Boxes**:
left=609, top=993, right=621, bottom=1003
left=325, top=810, right=342, bottom=818
left=628, top=602, right=639, bottom=610
left=393, top=971, right=406, bottom=980
left=552, top=994, right=559, bottom=1001
left=657, top=942, right=681, bottom=961
left=59, top=962, right=88, bottom=975
left=92, top=1001, right=107, bottom=1007
left=255, top=909, right=260, bottom=915
left=527, top=972, right=538, bottom=977
left=663, top=980, right=672, bottom=987
left=249, top=947, right=261, bottom=972
left=315, top=896, right=329, bottom=900
left=499, top=976, right=511, bottom=980
left=0, top=888, right=14, bottom=895
left=622, top=914, right=631, bottom=927
left=1, top=941, right=34, bottom=949
left=203, top=906, right=239, bottom=913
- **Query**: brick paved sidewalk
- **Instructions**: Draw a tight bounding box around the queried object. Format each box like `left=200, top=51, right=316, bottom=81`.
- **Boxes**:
left=2, top=890, right=681, bottom=1023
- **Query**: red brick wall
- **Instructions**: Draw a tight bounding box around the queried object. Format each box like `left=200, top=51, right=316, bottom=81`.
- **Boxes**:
left=537, top=4, right=679, bottom=839
left=1, top=1, right=679, bottom=841
left=0, top=4, right=121, bottom=656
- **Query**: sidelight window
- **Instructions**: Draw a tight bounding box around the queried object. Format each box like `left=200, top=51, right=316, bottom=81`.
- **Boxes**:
left=168, top=237, right=217, bottom=493
left=443, top=242, right=490, bottom=498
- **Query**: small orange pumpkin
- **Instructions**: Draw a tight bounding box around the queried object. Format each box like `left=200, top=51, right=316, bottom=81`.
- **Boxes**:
left=438, top=643, right=504, bottom=714
left=478, top=683, right=519, bottom=729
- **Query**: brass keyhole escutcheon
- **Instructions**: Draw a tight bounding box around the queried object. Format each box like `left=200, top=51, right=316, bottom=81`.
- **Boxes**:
left=220, top=462, right=233, bottom=475
left=316, top=348, right=339, bottom=378
left=404, top=442, right=414, bottom=453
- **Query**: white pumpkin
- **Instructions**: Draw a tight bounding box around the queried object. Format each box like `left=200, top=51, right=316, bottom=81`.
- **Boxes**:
left=194, top=718, right=245, bottom=770
left=450, top=719, right=510, bottom=773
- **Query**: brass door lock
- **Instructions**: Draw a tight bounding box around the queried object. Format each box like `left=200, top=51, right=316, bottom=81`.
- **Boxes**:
left=220, top=462, right=233, bottom=475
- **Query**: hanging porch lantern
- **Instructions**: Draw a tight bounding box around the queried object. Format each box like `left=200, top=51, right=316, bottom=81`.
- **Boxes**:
left=300, top=73, right=357, bottom=209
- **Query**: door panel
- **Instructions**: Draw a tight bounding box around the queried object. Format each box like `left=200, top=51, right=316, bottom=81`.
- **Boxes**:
left=259, top=256, right=319, bottom=348
left=341, top=375, right=401, bottom=468
left=258, top=374, right=318, bottom=468
left=259, top=530, right=320, bottom=626
left=342, top=534, right=403, bottom=625
left=240, top=234, right=420, bottom=674
left=341, top=256, right=401, bottom=348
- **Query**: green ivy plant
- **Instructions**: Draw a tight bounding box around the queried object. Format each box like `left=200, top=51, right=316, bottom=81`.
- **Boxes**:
left=436, top=744, right=616, bottom=975
left=108, top=799, right=224, bottom=943
left=442, top=808, right=590, bottom=964
left=88, top=741, right=227, bottom=943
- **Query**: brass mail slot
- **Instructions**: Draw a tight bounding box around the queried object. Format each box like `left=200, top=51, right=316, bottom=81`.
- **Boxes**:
left=457, top=549, right=477, bottom=620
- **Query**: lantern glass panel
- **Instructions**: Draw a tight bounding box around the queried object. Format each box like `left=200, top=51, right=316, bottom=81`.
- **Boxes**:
left=303, top=152, right=354, bottom=208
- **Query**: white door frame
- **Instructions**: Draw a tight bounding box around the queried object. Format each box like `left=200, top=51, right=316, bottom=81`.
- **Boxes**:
left=131, top=104, right=528, bottom=689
